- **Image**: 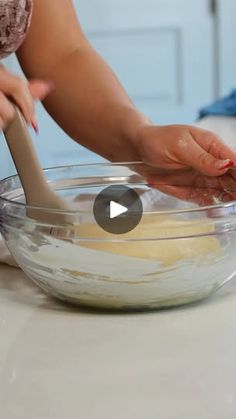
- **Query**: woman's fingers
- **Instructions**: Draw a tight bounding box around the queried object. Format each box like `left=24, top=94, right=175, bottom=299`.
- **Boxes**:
left=28, top=79, right=54, bottom=101
left=0, top=70, right=34, bottom=123
left=175, top=137, right=234, bottom=177
left=135, top=124, right=236, bottom=204
left=190, top=126, right=236, bottom=162
left=161, top=125, right=236, bottom=176
left=154, top=184, right=218, bottom=206
left=11, top=78, right=35, bottom=123
left=0, top=91, right=15, bottom=129
left=0, top=65, right=54, bottom=127
left=137, top=125, right=236, bottom=175
left=155, top=184, right=236, bottom=206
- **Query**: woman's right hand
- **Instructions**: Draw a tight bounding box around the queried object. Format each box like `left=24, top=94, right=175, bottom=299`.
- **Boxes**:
left=128, top=122, right=236, bottom=205
left=0, top=64, right=54, bottom=131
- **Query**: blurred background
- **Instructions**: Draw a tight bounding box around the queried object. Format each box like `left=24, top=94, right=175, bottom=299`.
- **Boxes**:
left=0, top=0, right=236, bottom=178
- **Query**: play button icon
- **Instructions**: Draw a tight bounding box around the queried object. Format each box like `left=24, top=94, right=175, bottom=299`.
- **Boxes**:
left=110, top=201, right=128, bottom=219
left=93, top=185, right=143, bottom=234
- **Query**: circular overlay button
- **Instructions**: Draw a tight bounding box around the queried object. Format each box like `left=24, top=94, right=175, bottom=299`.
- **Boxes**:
left=93, top=185, right=143, bottom=234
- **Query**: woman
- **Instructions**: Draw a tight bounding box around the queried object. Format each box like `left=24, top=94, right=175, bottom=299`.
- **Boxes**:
left=0, top=0, right=236, bottom=182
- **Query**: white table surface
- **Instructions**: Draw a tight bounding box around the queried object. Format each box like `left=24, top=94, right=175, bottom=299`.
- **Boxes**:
left=1, top=265, right=236, bottom=419
left=2, top=116, right=236, bottom=419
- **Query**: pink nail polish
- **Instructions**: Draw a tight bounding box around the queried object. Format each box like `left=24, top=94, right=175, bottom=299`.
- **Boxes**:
left=31, top=121, right=39, bottom=134
left=219, top=160, right=234, bottom=170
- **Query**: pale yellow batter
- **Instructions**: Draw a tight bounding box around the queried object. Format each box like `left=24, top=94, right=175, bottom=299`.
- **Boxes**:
left=76, top=215, right=220, bottom=266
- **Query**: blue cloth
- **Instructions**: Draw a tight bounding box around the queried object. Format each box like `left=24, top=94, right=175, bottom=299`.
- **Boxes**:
left=199, top=89, right=236, bottom=119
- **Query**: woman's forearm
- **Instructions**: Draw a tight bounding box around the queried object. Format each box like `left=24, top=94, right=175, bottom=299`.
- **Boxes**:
left=40, top=46, right=150, bottom=161
left=5, top=0, right=236, bottom=184
left=17, top=0, right=150, bottom=160
left=19, top=44, right=150, bottom=161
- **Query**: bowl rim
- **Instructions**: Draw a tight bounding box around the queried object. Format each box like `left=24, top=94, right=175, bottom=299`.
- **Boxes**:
left=0, top=161, right=236, bottom=216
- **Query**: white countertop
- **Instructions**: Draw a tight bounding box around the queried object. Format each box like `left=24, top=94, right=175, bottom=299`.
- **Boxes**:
left=1, top=265, right=236, bottom=419
left=2, top=115, right=236, bottom=419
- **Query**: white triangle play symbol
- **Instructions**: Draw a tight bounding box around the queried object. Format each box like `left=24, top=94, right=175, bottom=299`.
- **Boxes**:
left=110, top=201, right=128, bottom=219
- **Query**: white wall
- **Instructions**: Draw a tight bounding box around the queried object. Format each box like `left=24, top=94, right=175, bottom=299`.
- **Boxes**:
left=1, top=0, right=236, bottom=179
left=217, top=0, right=236, bottom=95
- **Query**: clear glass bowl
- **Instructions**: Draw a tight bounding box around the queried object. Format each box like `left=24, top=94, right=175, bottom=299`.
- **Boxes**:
left=0, top=162, right=236, bottom=311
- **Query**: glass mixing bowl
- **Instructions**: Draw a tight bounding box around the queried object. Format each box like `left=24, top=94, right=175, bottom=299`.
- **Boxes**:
left=0, top=162, right=236, bottom=311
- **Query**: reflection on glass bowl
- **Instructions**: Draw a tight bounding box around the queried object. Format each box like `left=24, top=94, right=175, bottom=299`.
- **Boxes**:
left=0, top=162, right=236, bottom=311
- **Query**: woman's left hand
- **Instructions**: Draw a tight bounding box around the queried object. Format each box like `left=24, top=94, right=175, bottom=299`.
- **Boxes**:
left=131, top=123, right=236, bottom=205
left=134, top=124, right=236, bottom=176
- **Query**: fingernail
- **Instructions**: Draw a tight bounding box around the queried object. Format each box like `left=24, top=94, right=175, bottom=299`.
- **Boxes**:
left=31, top=120, right=39, bottom=134
left=218, top=160, right=235, bottom=170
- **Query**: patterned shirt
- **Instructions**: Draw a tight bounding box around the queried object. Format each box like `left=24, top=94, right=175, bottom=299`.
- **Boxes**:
left=0, top=0, right=32, bottom=59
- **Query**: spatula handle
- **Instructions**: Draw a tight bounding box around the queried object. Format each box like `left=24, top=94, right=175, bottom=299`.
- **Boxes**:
left=3, top=106, right=46, bottom=204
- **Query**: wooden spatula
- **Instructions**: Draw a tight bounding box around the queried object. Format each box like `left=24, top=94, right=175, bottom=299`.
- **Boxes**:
left=3, top=106, right=73, bottom=226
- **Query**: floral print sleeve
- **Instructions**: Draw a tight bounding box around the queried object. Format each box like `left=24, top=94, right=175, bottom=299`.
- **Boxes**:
left=0, top=0, right=33, bottom=59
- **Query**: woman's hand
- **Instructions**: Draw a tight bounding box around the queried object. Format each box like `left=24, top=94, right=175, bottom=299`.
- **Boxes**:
left=129, top=123, right=236, bottom=206
left=134, top=124, right=236, bottom=176
left=0, top=64, right=53, bottom=131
